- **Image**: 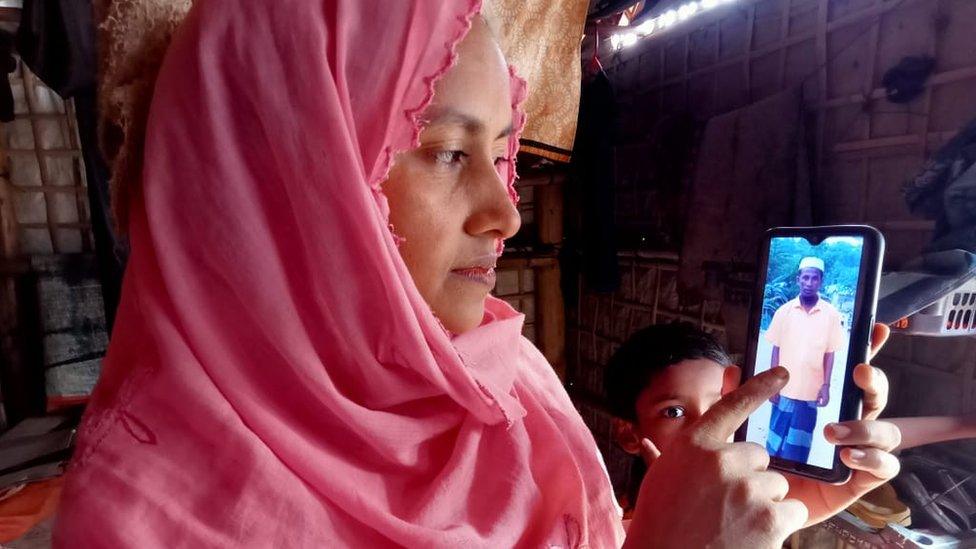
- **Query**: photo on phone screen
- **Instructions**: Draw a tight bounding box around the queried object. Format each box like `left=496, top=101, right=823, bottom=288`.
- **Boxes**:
left=744, top=235, right=867, bottom=471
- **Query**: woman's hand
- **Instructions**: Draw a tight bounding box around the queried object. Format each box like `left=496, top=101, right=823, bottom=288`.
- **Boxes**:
left=624, top=368, right=808, bottom=549
left=785, top=324, right=902, bottom=526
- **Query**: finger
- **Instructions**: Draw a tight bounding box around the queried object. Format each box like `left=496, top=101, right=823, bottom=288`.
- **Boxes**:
left=825, top=420, right=902, bottom=451
left=773, top=498, right=809, bottom=537
left=726, top=441, right=771, bottom=471
left=640, top=438, right=661, bottom=465
left=853, top=363, right=889, bottom=420
left=748, top=471, right=790, bottom=502
left=694, top=367, right=789, bottom=442
left=842, top=469, right=894, bottom=503
left=840, top=448, right=901, bottom=482
left=868, top=323, right=890, bottom=360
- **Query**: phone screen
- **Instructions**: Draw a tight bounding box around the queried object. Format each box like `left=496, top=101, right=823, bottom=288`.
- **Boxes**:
left=744, top=235, right=866, bottom=471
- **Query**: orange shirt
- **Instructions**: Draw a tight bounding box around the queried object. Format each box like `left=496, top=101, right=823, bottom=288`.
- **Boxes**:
left=765, top=297, right=845, bottom=401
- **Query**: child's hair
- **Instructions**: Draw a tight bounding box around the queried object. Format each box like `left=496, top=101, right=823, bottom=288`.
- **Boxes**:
left=604, top=322, right=732, bottom=421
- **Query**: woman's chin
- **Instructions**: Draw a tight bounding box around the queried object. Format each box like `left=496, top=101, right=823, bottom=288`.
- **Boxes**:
left=434, top=293, right=488, bottom=334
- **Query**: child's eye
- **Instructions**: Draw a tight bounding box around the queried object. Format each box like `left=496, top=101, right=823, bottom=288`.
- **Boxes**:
left=661, top=406, right=685, bottom=419
left=433, top=150, right=467, bottom=165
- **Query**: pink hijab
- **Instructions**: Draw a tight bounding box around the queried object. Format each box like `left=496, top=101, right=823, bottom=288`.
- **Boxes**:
left=54, top=1, right=623, bottom=546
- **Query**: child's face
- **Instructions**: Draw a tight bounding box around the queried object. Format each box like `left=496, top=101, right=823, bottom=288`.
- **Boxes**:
left=614, top=359, right=739, bottom=461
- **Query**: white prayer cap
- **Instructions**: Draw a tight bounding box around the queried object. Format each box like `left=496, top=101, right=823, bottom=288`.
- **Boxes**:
left=798, top=256, right=825, bottom=272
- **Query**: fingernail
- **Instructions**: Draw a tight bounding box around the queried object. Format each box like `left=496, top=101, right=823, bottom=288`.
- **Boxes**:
left=828, top=424, right=851, bottom=440
left=847, top=449, right=866, bottom=461
left=771, top=366, right=789, bottom=380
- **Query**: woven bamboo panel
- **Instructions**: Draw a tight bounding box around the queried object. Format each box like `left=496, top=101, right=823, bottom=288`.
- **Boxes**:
left=0, top=61, right=92, bottom=257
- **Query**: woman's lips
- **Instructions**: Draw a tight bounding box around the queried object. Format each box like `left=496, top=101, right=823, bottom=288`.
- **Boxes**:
left=450, top=266, right=497, bottom=288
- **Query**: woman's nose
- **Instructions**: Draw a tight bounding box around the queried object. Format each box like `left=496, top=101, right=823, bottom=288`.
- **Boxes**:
left=463, top=161, right=521, bottom=239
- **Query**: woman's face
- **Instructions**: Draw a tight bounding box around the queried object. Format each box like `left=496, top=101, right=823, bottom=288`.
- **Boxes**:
left=383, top=19, right=520, bottom=334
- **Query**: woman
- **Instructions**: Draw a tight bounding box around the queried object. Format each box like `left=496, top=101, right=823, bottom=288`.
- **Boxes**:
left=55, top=1, right=900, bottom=547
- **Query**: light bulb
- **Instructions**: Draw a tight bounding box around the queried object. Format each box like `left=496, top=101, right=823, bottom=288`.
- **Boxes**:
left=635, top=19, right=657, bottom=36
left=659, top=9, right=678, bottom=27
left=610, top=34, right=623, bottom=51
left=678, top=2, right=700, bottom=20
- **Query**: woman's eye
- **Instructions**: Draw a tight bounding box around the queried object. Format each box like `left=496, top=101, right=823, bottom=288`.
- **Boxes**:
left=433, top=150, right=467, bottom=165
left=661, top=406, right=685, bottom=419
left=493, top=156, right=511, bottom=167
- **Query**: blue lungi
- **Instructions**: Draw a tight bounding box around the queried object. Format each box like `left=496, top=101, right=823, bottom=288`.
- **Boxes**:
left=766, top=395, right=818, bottom=462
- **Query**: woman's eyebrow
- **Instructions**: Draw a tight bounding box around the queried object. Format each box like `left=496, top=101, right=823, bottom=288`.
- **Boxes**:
left=424, top=106, right=513, bottom=139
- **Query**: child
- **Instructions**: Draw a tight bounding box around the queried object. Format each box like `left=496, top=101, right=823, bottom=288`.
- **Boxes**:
left=605, top=323, right=739, bottom=460
left=604, top=322, right=739, bottom=514
left=605, top=322, right=976, bottom=514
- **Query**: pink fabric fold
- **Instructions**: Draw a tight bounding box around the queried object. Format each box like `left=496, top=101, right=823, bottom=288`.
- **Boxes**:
left=54, top=1, right=623, bottom=546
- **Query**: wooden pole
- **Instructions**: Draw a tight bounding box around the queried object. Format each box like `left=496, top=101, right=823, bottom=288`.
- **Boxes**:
left=538, top=263, right=566, bottom=380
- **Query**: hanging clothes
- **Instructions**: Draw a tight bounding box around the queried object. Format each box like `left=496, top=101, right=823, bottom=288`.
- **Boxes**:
left=0, top=32, right=16, bottom=123
left=482, top=0, right=590, bottom=162
left=15, top=0, right=96, bottom=97
left=904, top=116, right=976, bottom=254
left=567, top=71, right=620, bottom=296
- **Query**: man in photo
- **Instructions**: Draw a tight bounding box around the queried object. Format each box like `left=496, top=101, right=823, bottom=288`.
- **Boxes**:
left=765, top=256, right=845, bottom=462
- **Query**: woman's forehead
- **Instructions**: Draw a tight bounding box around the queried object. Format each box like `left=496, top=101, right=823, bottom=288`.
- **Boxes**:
left=425, top=22, right=512, bottom=133
left=422, top=105, right=514, bottom=140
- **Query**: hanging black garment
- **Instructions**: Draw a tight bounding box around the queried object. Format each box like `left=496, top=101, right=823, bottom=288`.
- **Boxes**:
left=15, top=0, right=97, bottom=97
left=904, top=116, right=976, bottom=254
left=0, top=32, right=17, bottom=123
left=568, top=71, right=620, bottom=295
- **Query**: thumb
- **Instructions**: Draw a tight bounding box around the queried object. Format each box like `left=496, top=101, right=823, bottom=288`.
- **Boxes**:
left=640, top=437, right=661, bottom=466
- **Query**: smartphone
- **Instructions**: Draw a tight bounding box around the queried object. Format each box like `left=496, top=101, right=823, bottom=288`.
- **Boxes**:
left=735, top=225, right=885, bottom=483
